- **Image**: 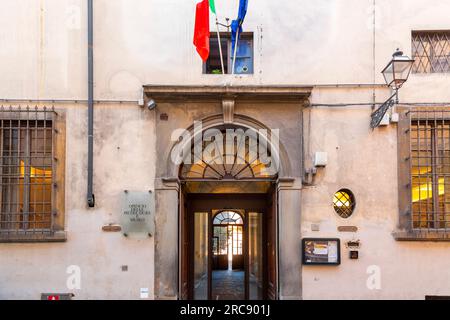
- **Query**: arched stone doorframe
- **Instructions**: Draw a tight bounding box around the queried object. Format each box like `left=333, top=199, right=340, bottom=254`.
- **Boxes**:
left=150, top=85, right=310, bottom=301
left=165, top=113, right=293, bottom=179
left=154, top=116, right=303, bottom=301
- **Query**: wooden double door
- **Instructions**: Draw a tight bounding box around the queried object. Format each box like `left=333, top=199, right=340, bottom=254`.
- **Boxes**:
left=179, top=192, right=278, bottom=300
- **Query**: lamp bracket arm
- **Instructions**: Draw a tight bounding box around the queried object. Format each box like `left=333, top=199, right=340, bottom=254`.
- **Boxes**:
left=370, top=92, right=397, bottom=129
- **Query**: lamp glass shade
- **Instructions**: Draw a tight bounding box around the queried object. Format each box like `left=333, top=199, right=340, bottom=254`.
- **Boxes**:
left=382, top=54, right=414, bottom=89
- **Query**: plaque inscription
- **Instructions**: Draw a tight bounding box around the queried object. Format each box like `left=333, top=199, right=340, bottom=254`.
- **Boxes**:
left=121, top=191, right=155, bottom=238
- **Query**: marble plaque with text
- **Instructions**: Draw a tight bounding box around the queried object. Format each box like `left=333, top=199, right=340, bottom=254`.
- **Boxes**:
left=121, top=191, right=155, bottom=238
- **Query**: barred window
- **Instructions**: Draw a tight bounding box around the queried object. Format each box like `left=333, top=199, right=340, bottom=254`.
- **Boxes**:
left=0, top=106, right=65, bottom=242
left=410, top=109, right=450, bottom=231
left=397, top=107, right=450, bottom=241
left=412, top=31, right=450, bottom=73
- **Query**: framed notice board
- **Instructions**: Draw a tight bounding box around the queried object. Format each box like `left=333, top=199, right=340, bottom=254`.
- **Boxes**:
left=302, top=238, right=341, bottom=265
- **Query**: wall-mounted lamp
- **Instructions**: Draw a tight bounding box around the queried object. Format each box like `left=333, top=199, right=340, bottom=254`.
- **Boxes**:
left=381, top=49, right=415, bottom=92
left=371, top=49, right=414, bottom=128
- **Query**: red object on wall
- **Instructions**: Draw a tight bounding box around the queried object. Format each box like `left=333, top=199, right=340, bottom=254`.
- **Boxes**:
left=193, top=0, right=210, bottom=61
left=47, top=295, right=60, bottom=301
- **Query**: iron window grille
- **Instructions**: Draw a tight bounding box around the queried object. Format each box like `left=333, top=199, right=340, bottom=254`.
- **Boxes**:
left=0, top=106, right=56, bottom=238
left=410, top=108, right=450, bottom=231
left=412, top=31, right=450, bottom=73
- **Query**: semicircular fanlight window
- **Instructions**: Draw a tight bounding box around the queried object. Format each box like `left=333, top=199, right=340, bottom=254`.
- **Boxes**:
left=179, top=129, right=279, bottom=180
left=213, top=211, right=244, bottom=225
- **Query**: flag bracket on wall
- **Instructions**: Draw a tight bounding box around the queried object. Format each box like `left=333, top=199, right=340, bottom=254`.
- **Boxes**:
left=194, top=0, right=249, bottom=75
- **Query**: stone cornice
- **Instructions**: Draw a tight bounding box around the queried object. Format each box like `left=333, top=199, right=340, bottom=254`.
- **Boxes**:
left=143, top=85, right=312, bottom=103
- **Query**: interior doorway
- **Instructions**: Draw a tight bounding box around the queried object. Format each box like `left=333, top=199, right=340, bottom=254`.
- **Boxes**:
left=176, top=124, right=280, bottom=300
left=180, top=192, right=277, bottom=300
left=211, top=210, right=245, bottom=300
left=212, top=210, right=244, bottom=271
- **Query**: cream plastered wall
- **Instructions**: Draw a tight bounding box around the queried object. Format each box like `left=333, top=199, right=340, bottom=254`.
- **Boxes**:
left=1, top=0, right=450, bottom=101
left=0, top=0, right=450, bottom=300
left=301, top=103, right=450, bottom=300
left=0, top=104, right=156, bottom=300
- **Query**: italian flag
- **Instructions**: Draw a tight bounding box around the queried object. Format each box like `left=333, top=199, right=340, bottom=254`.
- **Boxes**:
left=193, top=0, right=215, bottom=61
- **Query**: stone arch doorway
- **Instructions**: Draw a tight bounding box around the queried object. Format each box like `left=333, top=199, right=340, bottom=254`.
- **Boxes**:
left=151, top=85, right=309, bottom=301
left=177, top=123, right=280, bottom=300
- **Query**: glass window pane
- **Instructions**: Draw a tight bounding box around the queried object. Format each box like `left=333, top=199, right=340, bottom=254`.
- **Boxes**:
left=249, top=212, right=263, bottom=300
left=194, top=212, right=209, bottom=300
left=410, top=118, right=450, bottom=229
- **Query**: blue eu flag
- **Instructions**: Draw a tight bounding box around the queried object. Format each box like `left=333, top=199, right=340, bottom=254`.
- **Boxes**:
left=231, top=0, right=249, bottom=54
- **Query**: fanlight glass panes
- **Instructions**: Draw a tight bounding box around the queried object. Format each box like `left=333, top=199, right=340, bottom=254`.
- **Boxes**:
left=180, top=129, right=279, bottom=180
left=213, top=211, right=244, bottom=225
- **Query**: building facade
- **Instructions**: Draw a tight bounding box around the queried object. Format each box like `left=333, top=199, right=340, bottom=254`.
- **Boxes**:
left=1, top=0, right=450, bottom=300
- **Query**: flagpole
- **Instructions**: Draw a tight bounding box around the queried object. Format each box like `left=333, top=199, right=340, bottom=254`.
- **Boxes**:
left=231, top=25, right=240, bottom=75
left=215, top=16, right=225, bottom=74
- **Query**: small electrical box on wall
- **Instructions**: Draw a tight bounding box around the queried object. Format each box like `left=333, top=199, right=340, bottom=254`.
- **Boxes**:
left=346, top=240, right=361, bottom=260
left=313, top=152, right=328, bottom=167
left=349, top=250, right=359, bottom=259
